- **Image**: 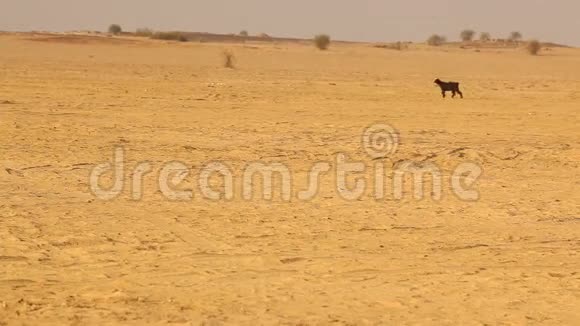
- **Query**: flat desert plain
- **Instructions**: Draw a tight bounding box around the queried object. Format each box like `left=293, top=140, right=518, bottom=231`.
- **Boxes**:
left=1, top=34, right=579, bottom=325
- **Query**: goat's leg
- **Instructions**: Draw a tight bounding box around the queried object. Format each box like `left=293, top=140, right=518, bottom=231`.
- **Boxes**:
left=457, top=90, right=464, bottom=98
left=442, top=91, right=446, bottom=98
left=452, top=91, right=456, bottom=98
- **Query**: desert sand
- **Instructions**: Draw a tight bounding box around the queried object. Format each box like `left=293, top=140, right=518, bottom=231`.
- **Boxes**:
left=1, top=33, right=579, bottom=325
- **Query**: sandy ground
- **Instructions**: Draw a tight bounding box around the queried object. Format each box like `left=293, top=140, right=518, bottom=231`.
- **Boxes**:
left=1, top=34, right=579, bottom=325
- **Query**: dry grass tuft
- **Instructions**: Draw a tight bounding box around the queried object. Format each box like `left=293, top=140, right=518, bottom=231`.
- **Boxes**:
left=151, top=32, right=188, bottom=42
left=223, top=50, right=236, bottom=69
left=374, top=42, right=406, bottom=51
left=527, top=40, right=542, bottom=55
left=135, top=28, right=154, bottom=37
left=479, top=32, right=491, bottom=42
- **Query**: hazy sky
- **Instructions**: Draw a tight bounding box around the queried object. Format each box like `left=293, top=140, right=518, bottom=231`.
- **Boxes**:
left=2, top=0, right=579, bottom=45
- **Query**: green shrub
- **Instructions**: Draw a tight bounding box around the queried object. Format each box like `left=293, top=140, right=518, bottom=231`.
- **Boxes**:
left=314, top=34, right=331, bottom=50
left=460, top=30, right=475, bottom=42
left=427, top=34, right=446, bottom=46
left=108, top=24, right=122, bottom=35
left=509, top=31, right=523, bottom=42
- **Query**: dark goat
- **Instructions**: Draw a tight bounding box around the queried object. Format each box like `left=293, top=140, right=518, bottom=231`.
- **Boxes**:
left=434, top=79, right=463, bottom=98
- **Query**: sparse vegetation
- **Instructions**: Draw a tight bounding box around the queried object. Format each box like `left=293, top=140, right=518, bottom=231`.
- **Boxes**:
left=223, top=50, right=235, bottom=69
left=427, top=34, right=447, bottom=46
left=527, top=40, right=542, bottom=55
left=151, top=32, right=188, bottom=42
left=479, top=32, right=491, bottom=42
left=108, top=24, right=122, bottom=35
left=460, top=30, right=476, bottom=42
left=239, top=30, right=249, bottom=37
left=135, top=28, right=154, bottom=37
left=314, top=34, right=331, bottom=50
left=374, top=42, right=406, bottom=51
left=509, top=31, right=523, bottom=42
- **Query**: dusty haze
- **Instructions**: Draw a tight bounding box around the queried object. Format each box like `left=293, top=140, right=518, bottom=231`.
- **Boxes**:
left=1, top=0, right=579, bottom=45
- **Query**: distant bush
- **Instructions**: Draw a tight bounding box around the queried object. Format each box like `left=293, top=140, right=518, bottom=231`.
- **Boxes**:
left=223, top=50, right=235, bottom=68
left=427, top=34, right=446, bottom=46
left=108, top=24, right=122, bottom=35
left=479, top=32, right=491, bottom=42
left=509, top=31, right=523, bottom=42
left=135, top=28, right=154, bottom=37
left=527, top=40, right=541, bottom=55
left=239, top=30, right=249, bottom=37
left=151, top=32, right=188, bottom=42
left=314, top=34, right=331, bottom=50
left=460, top=30, right=476, bottom=42
left=374, top=42, right=406, bottom=50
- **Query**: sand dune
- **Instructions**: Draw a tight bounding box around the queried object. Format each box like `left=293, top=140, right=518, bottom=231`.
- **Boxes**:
left=1, top=34, right=579, bottom=324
